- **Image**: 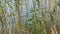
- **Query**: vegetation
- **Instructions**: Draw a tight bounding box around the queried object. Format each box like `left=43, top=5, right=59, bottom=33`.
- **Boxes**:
left=0, top=0, right=60, bottom=34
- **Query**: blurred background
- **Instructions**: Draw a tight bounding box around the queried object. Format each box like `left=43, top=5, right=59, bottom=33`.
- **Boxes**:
left=0, top=0, right=60, bottom=34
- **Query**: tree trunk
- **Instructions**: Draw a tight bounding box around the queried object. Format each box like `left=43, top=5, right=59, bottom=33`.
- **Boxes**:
left=15, top=0, right=21, bottom=34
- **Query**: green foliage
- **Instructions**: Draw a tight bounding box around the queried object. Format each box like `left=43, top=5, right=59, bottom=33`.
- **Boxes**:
left=25, top=8, right=45, bottom=34
left=0, top=7, right=2, bottom=14
left=7, top=2, right=13, bottom=8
